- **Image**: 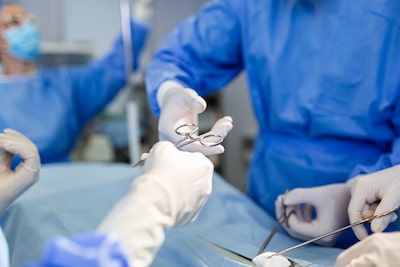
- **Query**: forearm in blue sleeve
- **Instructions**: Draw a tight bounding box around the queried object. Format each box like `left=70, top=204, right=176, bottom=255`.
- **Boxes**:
left=145, top=0, right=243, bottom=117
left=349, top=138, right=400, bottom=178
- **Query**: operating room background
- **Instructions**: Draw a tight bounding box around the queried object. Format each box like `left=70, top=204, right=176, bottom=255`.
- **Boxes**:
left=19, top=0, right=257, bottom=193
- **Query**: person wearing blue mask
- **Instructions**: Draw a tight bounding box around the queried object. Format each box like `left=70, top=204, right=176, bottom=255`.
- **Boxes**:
left=145, top=0, right=400, bottom=249
left=0, top=1, right=152, bottom=165
left=0, top=129, right=214, bottom=267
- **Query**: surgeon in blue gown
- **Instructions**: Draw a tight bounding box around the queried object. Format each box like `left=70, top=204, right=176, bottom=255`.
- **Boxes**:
left=145, top=0, right=400, bottom=248
left=0, top=1, right=149, bottom=165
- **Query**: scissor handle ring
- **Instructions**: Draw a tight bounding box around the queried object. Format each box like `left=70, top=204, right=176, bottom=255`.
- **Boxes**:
left=199, top=133, right=224, bottom=147
left=175, top=123, right=199, bottom=137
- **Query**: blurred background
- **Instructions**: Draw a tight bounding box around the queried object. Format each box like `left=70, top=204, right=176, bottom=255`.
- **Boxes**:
left=20, top=0, right=257, bottom=193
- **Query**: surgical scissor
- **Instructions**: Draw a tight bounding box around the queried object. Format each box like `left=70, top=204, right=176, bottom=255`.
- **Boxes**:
left=132, top=123, right=224, bottom=167
left=174, top=123, right=224, bottom=148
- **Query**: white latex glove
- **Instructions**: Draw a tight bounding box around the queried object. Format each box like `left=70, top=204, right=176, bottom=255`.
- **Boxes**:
left=0, top=128, right=40, bottom=212
left=334, top=232, right=400, bottom=267
left=98, top=141, right=213, bottom=267
left=157, top=81, right=233, bottom=156
left=133, top=0, right=156, bottom=24
left=275, top=183, right=351, bottom=246
left=348, top=165, right=400, bottom=240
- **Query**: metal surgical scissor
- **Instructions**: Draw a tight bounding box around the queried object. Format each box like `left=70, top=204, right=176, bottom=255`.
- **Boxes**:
left=173, top=123, right=224, bottom=148
left=132, top=123, right=224, bottom=167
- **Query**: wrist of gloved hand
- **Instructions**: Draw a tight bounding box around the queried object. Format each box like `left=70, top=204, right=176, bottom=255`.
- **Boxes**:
left=275, top=183, right=351, bottom=246
left=98, top=177, right=175, bottom=267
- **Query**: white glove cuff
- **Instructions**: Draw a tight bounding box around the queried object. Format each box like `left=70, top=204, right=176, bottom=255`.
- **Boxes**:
left=131, top=174, right=177, bottom=228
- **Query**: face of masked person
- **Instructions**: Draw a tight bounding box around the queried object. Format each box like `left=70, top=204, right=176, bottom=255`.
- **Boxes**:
left=0, top=3, right=41, bottom=62
left=3, top=21, right=40, bottom=61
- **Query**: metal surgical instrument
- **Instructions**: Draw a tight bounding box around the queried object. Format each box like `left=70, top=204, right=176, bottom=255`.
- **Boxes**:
left=257, top=189, right=293, bottom=255
left=174, top=123, right=224, bottom=148
left=267, top=206, right=400, bottom=259
left=132, top=123, right=224, bottom=167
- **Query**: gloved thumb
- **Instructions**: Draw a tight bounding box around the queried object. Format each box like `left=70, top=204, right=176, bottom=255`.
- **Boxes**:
left=140, top=152, right=149, bottom=161
left=179, top=89, right=207, bottom=113
left=370, top=189, right=400, bottom=233
left=210, top=116, right=233, bottom=138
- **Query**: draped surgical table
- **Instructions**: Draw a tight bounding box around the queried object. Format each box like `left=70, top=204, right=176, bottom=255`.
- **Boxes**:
left=0, top=163, right=344, bottom=267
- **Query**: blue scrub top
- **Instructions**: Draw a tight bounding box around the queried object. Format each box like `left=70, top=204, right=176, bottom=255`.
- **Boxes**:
left=146, top=0, right=400, bottom=247
left=0, top=19, right=148, bottom=165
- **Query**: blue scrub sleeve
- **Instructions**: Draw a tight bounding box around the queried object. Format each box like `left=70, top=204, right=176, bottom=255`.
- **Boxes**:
left=22, top=233, right=130, bottom=267
left=145, top=0, right=243, bottom=117
left=69, top=19, right=149, bottom=125
left=350, top=104, right=400, bottom=178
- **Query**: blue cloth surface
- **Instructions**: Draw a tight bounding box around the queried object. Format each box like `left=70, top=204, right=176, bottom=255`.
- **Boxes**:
left=0, top=19, right=148, bottom=166
left=0, top=163, right=345, bottom=267
left=22, top=233, right=130, bottom=267
left=145, top=0, right=400, bottom=248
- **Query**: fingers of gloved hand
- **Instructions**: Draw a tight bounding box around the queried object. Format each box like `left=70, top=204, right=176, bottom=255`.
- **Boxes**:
left=144, top=141, right=214, bottom=181
left=158, top=87, right=207, bottom=148
left=369, top=186, right=400, bottom=233
left=171, top=115, right=232, bottom=156
left=281, top=185, right=350, bottom=245
left=348, top=201, right=378, bottom=241
left=140, top=152, right=149, bottom=161
left=334, top=232, right=400, bottom=267
left=0, top=129, right=39, bottom=158
left=275, top=194, right=309, bottom=224
left=0, top=134, right=40, bottom=172
left=275, top=194, right=320, bottom=241
left=0, top=150, right=12, bottom=171
left=335, top=255, right=376, bottom=267
left=179, top=116, right=233, bottom=156
left=348, top=176, right=400, bottom=240
left=209, top=116, right=233, bottom=138
left=161, top=87, right=206, bottom=115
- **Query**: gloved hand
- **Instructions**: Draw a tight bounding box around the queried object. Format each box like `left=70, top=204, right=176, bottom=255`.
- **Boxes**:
left=133, top=0, right=156, bottom=24
left=0, top=128, right=40, bottom=212
left=275, top=183, right=351, bottom=246
left=98, top=141, right=214, bottom=267
left=157, top=81, right=233, bottom=156
left=348, top=165, right=400, bottom=240
left=334, top=232, right=400, bottom=267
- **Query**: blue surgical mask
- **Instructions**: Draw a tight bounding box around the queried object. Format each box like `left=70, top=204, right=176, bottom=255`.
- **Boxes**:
left=3, top=22, right=41, bottom=62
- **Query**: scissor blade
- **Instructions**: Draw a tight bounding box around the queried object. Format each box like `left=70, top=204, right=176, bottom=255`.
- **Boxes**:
left=200, top=238, right=255, bottom=266
left=132, top=158, right=145, bottom=167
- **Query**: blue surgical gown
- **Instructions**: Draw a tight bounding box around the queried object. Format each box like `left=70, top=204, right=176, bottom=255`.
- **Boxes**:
left=0, top=20, right=148, bottom=165
left=146, top=0, right=400, bottom=247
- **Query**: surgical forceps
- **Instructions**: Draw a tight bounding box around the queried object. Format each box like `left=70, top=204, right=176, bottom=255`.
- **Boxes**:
left=132, top=123, right=224, bottom=167
left=257, top=189, right=294, bottom=255
left=267, top=206, right=400, bottom=259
